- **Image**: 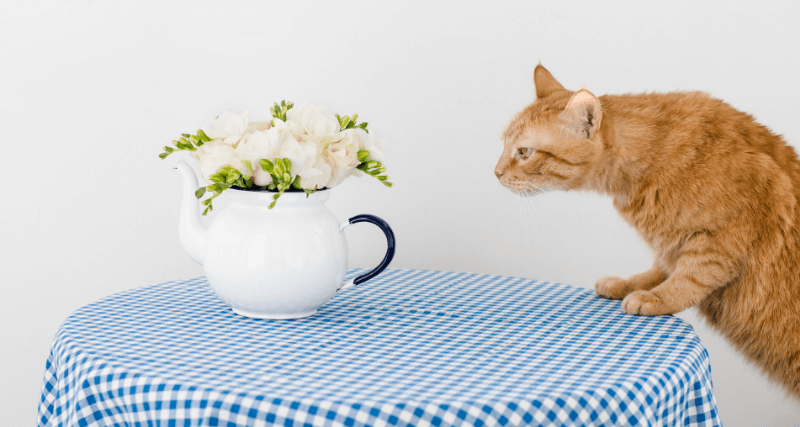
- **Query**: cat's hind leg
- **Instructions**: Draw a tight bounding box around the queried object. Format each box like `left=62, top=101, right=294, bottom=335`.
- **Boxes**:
left=595, top=263, right=668, bottom=300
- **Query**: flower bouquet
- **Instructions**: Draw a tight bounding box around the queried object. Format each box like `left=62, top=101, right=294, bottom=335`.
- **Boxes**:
left=160, top=101, right=391, bottom=214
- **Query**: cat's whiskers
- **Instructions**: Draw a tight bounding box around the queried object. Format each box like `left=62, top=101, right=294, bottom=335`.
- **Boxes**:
left=514, top=184, right=546, bottom=239
left=523, top=190, right=549, bottom=240
left=521, top=182, right=582, bottom=224
left=517, top=192, right=533, bottom=254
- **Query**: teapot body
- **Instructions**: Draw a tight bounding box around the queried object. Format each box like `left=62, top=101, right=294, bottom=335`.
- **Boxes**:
left=203, top=189, right=347, bottom=319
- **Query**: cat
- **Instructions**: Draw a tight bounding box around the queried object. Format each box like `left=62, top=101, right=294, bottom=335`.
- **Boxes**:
left=495, top=64, right=800, bottom=399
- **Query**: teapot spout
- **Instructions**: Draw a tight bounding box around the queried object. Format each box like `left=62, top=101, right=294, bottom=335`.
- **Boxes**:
left=173, top=160, right=207, bottom=265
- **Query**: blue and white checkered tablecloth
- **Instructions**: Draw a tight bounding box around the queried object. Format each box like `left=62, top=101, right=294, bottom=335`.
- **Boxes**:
left=38, top=269, right=721, bottom=427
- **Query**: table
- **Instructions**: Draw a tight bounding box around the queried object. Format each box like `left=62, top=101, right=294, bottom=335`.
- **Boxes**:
left=38, top=269, right=721, bottom=426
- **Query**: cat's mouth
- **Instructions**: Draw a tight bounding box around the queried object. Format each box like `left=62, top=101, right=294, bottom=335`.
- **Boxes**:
left=502, top=179, right=545, bottom=195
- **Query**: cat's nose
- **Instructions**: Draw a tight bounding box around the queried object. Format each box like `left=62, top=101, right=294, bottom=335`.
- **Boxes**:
left=495, top=167, right=504, bottom=178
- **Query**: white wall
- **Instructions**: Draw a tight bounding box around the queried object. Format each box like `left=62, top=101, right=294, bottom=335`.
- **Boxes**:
left=2, top=0, right=799, bottom=425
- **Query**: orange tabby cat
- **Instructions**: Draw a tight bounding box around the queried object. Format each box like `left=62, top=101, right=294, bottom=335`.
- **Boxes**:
left=496, top=65, right=800, bottom=399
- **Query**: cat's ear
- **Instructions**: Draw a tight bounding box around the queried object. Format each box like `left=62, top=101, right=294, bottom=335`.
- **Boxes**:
left=563, top=89, right=602, bottom=139
left=534, top=64, right=566, bottom=99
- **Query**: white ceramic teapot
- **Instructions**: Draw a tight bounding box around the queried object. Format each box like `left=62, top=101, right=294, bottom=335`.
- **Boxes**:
left=173, top=160, right=395, bottom=319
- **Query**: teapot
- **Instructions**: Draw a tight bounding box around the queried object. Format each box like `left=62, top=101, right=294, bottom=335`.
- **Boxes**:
left=173, top=160, right=395, bottom=319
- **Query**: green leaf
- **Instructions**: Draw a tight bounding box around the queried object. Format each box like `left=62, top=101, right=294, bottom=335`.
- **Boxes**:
left=207, top=183, right=229, bottom=193
left=357, top=149, right=370, bottom=163
left=242, top=160, right=254, bottom=174
left=259, top=159, right=275, bottom=174
left=377, top=175, right=388, bottom=181
left=209, top=174, right=224, bottom=183
left=273, top=159, right=285, bottom=177
left=195, top=187, right=206, bottom=198
left=382, top=181, right=393, bottom=187
left=203, top=206, right=210, bottom=215
left=175, top=140, right=193, bottom=151
left=269, top=191, right=284, bottom=209
left=197, top=129, right=212, bottom=142
left=267, top=183, right=277, bottom=190
left=341, top=116, right=351, bottom=129
left=202, top=198, right=212, bottom=206
left=281, top=100, right=286, bottom=107
left=283, top=158, right=292, bottom=173
left=291, top=175, right=302, bottom=190
left=159, top=152, right=169, bottom=159
left=366, top=160, right=381, bottom=169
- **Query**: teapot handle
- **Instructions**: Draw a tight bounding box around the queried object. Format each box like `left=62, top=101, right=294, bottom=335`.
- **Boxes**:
left=338, top=214, right=396, bottom=290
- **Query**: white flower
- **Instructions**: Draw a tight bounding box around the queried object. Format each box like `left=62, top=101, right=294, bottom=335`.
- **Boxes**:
left=184, top=103, right=388, bottom=193
left=337, top=129, right=365, bottom=151
left=326, top=165, right=354, bottom=188
left=191, top=140, right=237, bottom=180
left=326, top=139, right=360, bottom=169
left=279, top=138, right=318, bottom=175
left=364, top=133, right=387, bottom=164
left=233, top=123, right=306, bottom=183
left=235, top=130, right=280, bottom=165
left=285, top=102, right=319, bottom=130
left=252, top=164, right=273, bottom=186
left=287, top=102, right=341, bottom=142
left=271, top=118, right=305, bottom=142
left=299, top=156, right=332, bottom=190
left=201, top=111, right=250, bottom=146
left=307, top=114, right=340, bottom=137
left=229, top=156, right=253, bottom=178
left=324, top=138, right=361, bottom=188
left=245, top=120, right=271, bottom=133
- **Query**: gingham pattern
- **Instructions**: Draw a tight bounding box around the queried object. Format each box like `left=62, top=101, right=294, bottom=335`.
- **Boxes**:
left=38, top=269, right=721, bottom=427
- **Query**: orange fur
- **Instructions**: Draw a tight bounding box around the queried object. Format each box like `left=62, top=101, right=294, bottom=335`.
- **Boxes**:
left=496, top=65, right=800, bottom=399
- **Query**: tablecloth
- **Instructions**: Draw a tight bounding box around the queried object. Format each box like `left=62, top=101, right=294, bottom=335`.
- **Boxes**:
left=38, top=269, right=721, bottom=426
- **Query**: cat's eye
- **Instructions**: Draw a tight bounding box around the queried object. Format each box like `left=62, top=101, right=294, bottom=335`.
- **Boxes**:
left=516, top=147, right=534, bottom=160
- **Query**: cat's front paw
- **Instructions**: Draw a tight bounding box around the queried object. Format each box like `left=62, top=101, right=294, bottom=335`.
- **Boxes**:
left=621, top=290, right=672, bottom=316
left=595, top=276, right=632, bottom=300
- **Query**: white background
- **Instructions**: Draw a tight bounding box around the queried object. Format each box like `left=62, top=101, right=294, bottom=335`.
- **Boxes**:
left=2, top=1, right=799, bottom=425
